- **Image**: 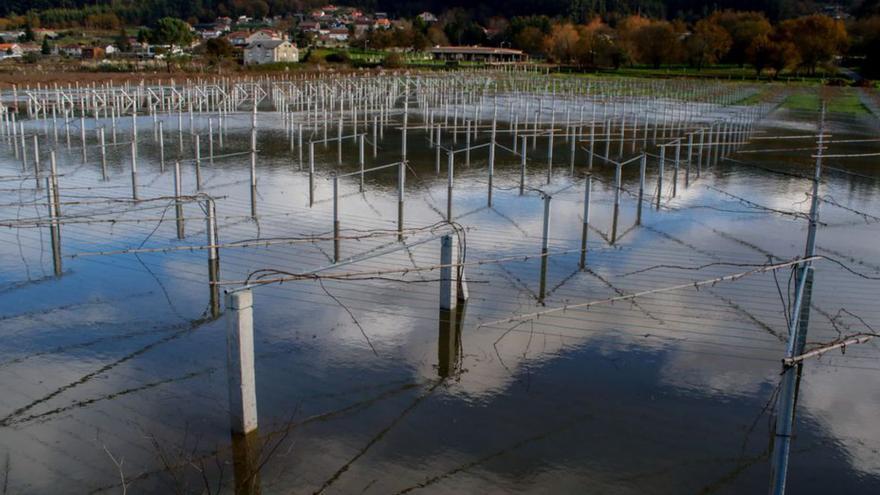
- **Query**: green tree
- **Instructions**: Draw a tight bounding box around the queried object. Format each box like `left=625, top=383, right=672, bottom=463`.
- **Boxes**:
left=19, top=24, right=35, bottom=42
left=41, top=37, right=51, bottom=55
left=115, top=29, right=131, bottom=52
left=151, top=17, right=193, bottom=47
left=206, top=37, right=233, bottom=60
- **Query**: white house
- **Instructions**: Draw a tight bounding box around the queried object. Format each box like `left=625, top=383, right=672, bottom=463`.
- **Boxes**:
left=417, top=12, right=438, bottom=23
left=244, top=40, right=299, bottom=65
left=0, top=43, right=23, bottom=59
left=327, top=27, right=349, bottom=42
left=246, top=30, right=282, bottom=44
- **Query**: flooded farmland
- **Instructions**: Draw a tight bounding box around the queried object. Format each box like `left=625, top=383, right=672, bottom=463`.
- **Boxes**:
left=0, top=72, right=879, bottom=494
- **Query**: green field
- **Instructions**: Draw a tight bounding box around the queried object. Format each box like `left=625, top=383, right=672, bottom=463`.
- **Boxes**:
left=783, top=91, right=870, bottom=115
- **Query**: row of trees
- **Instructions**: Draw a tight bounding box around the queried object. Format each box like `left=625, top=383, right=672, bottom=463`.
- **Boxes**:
left=515, top=11, right=847, bottom=75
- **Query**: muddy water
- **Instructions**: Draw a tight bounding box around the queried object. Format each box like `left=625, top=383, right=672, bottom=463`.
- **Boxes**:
left=0, top=92, right=879, bottom=494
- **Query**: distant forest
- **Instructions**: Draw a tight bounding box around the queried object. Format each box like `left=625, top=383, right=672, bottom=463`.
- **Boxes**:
left=1, top=0, right=878, bottom=25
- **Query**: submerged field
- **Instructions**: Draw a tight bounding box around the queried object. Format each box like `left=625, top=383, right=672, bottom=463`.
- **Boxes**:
left=0, top=73, right=879, bottom=494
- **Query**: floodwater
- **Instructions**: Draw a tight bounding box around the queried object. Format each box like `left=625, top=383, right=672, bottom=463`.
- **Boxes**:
left=1, top=82, right=879, bottom=494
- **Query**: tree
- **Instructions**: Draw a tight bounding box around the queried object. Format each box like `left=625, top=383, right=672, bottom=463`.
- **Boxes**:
left=206, top=37, right=233, bottom=61
left=514, top=26, right=546, bottom=56
left=543, top=22, right=580, bottom=64
left=747, top=32, right=799, bottom=77
left=779, top=14, right=847, bottom=74
left=849, top=16, right=880, bottom=78
left=426, top=26, right=449, bottom=46
left=711, top=10, right=772, bottom=67
left=633, top=21, right=679, bottom=69
left=383, top=52, right=404, bottom=68
left=616, top=15, right=651, bottom=66
left=151, top=17, right=193, bottom=47
left=685, top=19, right=732, bottom=70
left=115, top=28, right=131, bottom=53
left=19, top=24, right=35, bottom=42
left=41, top=37, right=51, bottom=55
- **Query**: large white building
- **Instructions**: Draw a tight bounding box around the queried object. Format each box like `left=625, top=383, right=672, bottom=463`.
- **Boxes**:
left=243, top=40, right=299, bottom=65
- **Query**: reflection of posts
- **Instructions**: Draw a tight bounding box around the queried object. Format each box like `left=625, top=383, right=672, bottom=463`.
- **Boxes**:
left=226, top=289, right=258, bottom=434
left=579, top=174, right=591, bottom=270
left=611, top=163, right=621, bottom=244
left=231, top=430, right=262, bottom=495
left=539, top=194, right=551, bottom=302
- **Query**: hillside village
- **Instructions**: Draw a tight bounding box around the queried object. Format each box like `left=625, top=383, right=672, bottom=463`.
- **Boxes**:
left=0, top=5, right=452, bottom=66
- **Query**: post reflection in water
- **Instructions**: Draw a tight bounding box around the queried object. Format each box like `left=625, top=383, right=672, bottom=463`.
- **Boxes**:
left=231, top=430, right=262, bottom=495
left=209, top=257, right=221, bottom=319
left=437, top=303, right=466, bottom=379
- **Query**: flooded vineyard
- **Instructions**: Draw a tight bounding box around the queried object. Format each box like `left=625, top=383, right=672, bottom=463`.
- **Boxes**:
left=0, top=71, right=879, bottom=494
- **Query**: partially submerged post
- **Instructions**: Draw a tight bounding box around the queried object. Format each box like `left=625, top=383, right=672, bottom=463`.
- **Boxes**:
left=225, top=289, right=259, bottom=435
left=439, top=234, right=468, bottom=310
left=206, top=197, right=220, bottom=319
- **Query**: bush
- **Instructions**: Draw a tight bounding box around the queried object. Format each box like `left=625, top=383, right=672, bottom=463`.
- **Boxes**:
left=383, top=52, right=404, bottom=68
left=325, top=51, right=350, bottom=64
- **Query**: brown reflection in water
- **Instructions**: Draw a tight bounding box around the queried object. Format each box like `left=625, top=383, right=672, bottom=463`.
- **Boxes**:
left=437, top=303, right=466, bottom=379
left=231, top=429, right=262, bottom=495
